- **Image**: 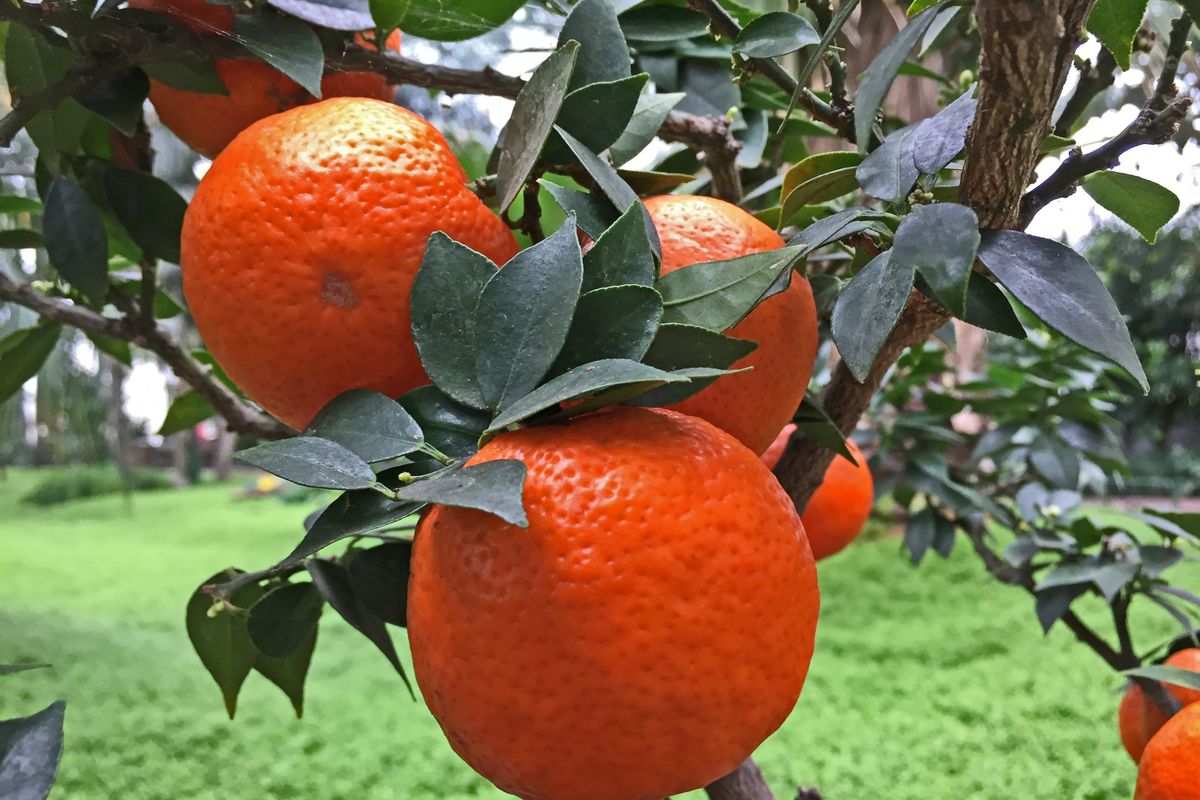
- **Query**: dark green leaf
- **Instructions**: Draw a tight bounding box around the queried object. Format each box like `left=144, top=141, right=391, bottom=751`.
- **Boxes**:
left=1094, top=558, right=1140, bottom=601
left=369, top=0, right=410, bottom=33
left=787, top=207, right=888, bottom=253
left=782, top=151, right=861, bottom=199
left=620, top=6, right=709, bottom=41
left=398, top=386, right=489, bottom=460
left=1123, top=664, right=1200, bottom=693
left=347, top=541, right=412, bottom=626
left=961, top=274, right=1026, bottom=339
left=253, top=615, right=317, bottom=718
left=634, top=324, right=756, bottom=406
left=608, top=90, right=685, bottom=165
left=1035, top=584, right=1089, bottom=632
left=1139, top=545, right=1184, bottom=578
left=560, top=0, right=632, bottom=91
left=853, top=4, right=942, bottom=148
left=294, top=494, right=424, bottom=564
left=42, top=178, right=108, bottom=303
left=393, top=460, right=527, bottom=527
left=735, top=11, right=820, bottom=58
left=247, top=582, right=324, bottom=659
left=546, top=73, right=649, bottom=164
left=616, top=169, right=694, bottom=194
left=657, top=246, right=804, bottom=331
left=474, top=220, right=584, bottom=410
left=911, top=87, right=976, bottom=174
left=977, top=231, right=1147, bottom=391
left=1029, top=436, right=1080, bottom=489
left=0, top=196, right=41, bottom=215
left=779, top=168, right=860, bottom=225
left=74, top=68, right=149, bottom=136
left=582, top=203, right=656, bottom=291
left=234, top=436, right=377, bottom=490
left=1088, top=0, right=1149, bottom=69
left=856, top=122, right=920, bottom=201
left=85, top=331, right=132, bottom=366
left=792, top=393, right=853, bottom=460
left=487, top=358, right=686, bottom=431
left=0, top=663, right=51, bottom=676
left=539, top=181, right=619, bottom=240
left=185, top=569, right=264, bottom=718
left=233, top=11, right=325, bottom=96
left=103, top=169, right=188, bottom=263
left=495, top=42, right=580, bottom=212
left=266, top=0, right=372, bottom=29
left=158, top=391, right=215, bottom=436
left=552, top=285, right=662, bottom=373
left=1081, top=170, right=1179, bottom=244
left=831, top=252, right=914, bottom=381
left=0, top=700, right=65, bottom=800
left=5, top=26, right=89, bottom=153
left=891, top=203, right=979, bottom=317
left=0, top=324, right=61, bottom=404
left=306, top=559, right=412, bottom=692
left=397, top=0, right=524, bottom=40
left=1141, top=510, right=1200, bottom=541
left=0, top=230, right=43, bottom=249
left=141, top=58, right=228, bottom=94
left=306, top=389, right=424, bottom=463
left=1036, top=557, right=1104, bottom=591
left=905, top=507, right=937, bottom=564
left=676, top=58, right=740, bottom=118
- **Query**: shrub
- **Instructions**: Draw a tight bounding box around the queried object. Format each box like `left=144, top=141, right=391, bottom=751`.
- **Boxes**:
left=20, top=466, right=173, bottom=507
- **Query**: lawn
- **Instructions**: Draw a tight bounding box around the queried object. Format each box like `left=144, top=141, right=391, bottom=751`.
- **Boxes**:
left=0, top=469, right=1186, bottom=800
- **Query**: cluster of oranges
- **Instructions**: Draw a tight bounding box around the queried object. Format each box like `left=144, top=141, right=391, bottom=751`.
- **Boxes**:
left=1120, top=648, right=1200, bottom=799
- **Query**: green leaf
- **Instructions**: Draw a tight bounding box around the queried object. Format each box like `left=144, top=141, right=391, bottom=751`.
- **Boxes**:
left=1035, top=584, right=1089, bottom=632
left=369, top=0, right=410, bottom=33
left=619, top=6, right=709, bottom=42
left=559, top=0, right=632, bottom=91
left=907, top=0, right=942, bottom=13
left=42, top=177, right=109, bottom=304
left=1030, top=436, right=1081, bottom=489
left=676, top=58, right=740, bottom=118
left=959, top=274, right=1026, bottom=339
left=0, top=663, right=51, bottom=676
left=232, top=12, right=325, bottom=97
left=546, top=73, right=649, bottom=164
left=486, top=358, right=687, bottom=431
left=782, top=151, right=862, bottom=199
left=1036, top=557, right=1105, bottom=591
left=306, top=559, right=412, bottom=693
left=0, top=324, right=60, bottom=404
left=634, top=324, right=757, bottom=406
left=474, top=220, right=584, bottom=411
left=539, top=181, right=619, bottom=240
left=582, top=203, right=656, bottom=292
left=856, top=122, right=920, bottom=201
left=1088, top=0, right=1149, bottom=69
left=608, top=90, right=685, bottom=165
left=0, top=230, right=43, bottom=248
left=734, top=11, right=820, bottom=58
left=247, top=582, right=324, bottom=659
left=141, top=58, right=228, bottom=94
left=398, top=386, right=489, bottom=460
left=831, top=251, right=914, bottom=381
left=616, top=169, right=694, bottom=195
left=5, top=26, right=89, bottom=153
left=787, top=207, right=889, bottom=252
left=305, top=389, right=424, bottom=463
left=253, top=617, right=317, bottom=718
left=0, top=195, right=41, bottom=216
left=779, top=167, right=860, bottom=227
left=394, top=0, right=524, bottom=40
left=976, top=231, right=1147, bottom=391
left=911, top=87, right=976, bottom=174
left=657, top=246, right=805, bottom=331
left=393, top=460, right=527, bottom=527
left=1138, top=545, right=1184, bottom=578
left=74, top=68, right=150, bottom=136
left=347, top=541, right=412, bottom=626
left=853, top=4, right=943, bottom=148
left=891, top=203, right=979, bottom=317
left=905, top=507, right=938, bottom=564
left=85, top=331, right=132, bottom=366
left=410, top=233, right=497, bottom=408
left=295, top=494, right=425, bottom=564
left=551, top=285, right=663, bottom=374
left=234, top=436, right=378, bottom=491
left=103, top=169, right=188, bottom=263
left=158, top=391, right=215, bottom=436
left=0, top=700, right=65, bottom=799
left=495, top=42, right=580, bottom=212
left=1082, top=170, right=1180, bottom=244
left=792, top=393, right=854, bottom=461
left=1123, top=664, right=1200, bottom=693
left=185, top=569, right=264, bottom=718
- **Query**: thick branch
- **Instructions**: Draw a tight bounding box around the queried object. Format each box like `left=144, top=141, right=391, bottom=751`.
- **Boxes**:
left=661, top=111, right=744, bottom=201
left=705, top=760, right=777, bottom=800
left=0, top=272, right=291, bottom=440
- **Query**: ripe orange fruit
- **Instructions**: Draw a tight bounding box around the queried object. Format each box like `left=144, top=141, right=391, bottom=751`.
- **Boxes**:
left=1120, top=648, right=1200, bottom=762
left=131, top=0, right=401, bottom=157
left=181, top=97, right=518, bottom=429
left=408, top=407, right=820, bottom=800
left=763, top=424, right=874, bottom=560
left=646, top=195, right=817, bottom=454
left=1135, top=702, right=1200, bottom=800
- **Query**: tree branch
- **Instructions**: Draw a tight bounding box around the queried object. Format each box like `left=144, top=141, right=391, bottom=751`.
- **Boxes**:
left=705, top=760, right=778, bottom=800
left=1053, top=46, right=1117, bottom=137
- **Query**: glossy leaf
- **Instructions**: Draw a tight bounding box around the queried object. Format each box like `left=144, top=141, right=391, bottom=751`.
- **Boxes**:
left=158, top=391, right=215, bottom=436
left=42, top=178, right=108, bottom=304
left=394, top=460, right=527, bottom=527
left=961, top=274, right=1026, bottom=339
left=792, top=394, right=854, bottom=461
left=634, top=324, right=757, bottom=406
left=232, top=12, right=325, bottom=96
left=103, top=169, right=188, bottom=263
left=608, top=90, right=685, bottom=165
left=247, top=582, right=324, bottom=659
left=552, top=285, right=663, bottom=373
left=398, top=386, right=490, bottom=460
left=1082, top=170, right=1179, bottom=244
left=977, top=231, right=1147, bottom=391
left=782, top=151, right=861, bottom=199
left=657, top=246, right=805, bottom=331
left=560, top=0, right=632, bottom=91
left=474, top=220, right=583, bottom=410
left=185, top=569, right=264, bottom=718
left=399, top=0, right=524, bottom=41
left=234, top=436, right=377, bottom=491
left=856, top=123, right=921, bottom=201
left=1123, top=664, right=1200, bottom=693
left=495, top=42, right=579, bottom=212
left=617, top=169, right=694, bottom=195
left=1088, top=0, right=1149, bottom=69
left=306, top=389, right=424, bottom=463
left=294, top=494, right=425, bottom=565
left=0, top=324, right=60, bottom=404
left=735, top=11, right=820, bottom=58
left=831, top=252, right=914, bottom=381
left=74, top=68, right=150, bottom=136
left=253, top=616, right=317, bottom=718
left=891, top=203, right=979, bottom=317
left=347, top=541, right=413, bottom=626
left=853, top=4, right=942, bottom=148
left=788, top=207, right=888, bottom=253
left=540, top=181, right=619, bottom=240
left=1035, top=583, right=1089, bottom=633
left=619, top=6, right=709, bottom=41
left=546, top=73, right=649, bottom=163
left=582, top=203, right=656, bottom=291
left=369, top=0, right=410, bottom=33
left=141, top=58, right=228, bottom=94
left=0, top=700, right=65, bottom=800
left=911, top=87, right=977, bottom=175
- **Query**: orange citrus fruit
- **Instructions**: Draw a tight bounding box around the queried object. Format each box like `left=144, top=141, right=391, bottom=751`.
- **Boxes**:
left=181, top=97, right=518, bottom=428
left=408, top=407, right=820, bottom=800
left=645, top=195, right=817, bottom=454
left=131, top=0, right=401, bottom=157
left=1120, top=648, right=1200, bottom=762
left=763, top=424, right=874, bottom=560
left=1135, top=701, right=1200, bottom=799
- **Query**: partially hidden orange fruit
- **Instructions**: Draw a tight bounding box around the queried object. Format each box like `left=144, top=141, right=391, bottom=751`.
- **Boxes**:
left=763, top=424, right=874, bottom=560
left=181, top=97, right=518, bottom=429
left=646, top=195, right=817, bottom=454
left=1135, top=701, right=1200, bottom=799
left=408, top=406, right=820, bottom=800
left=1120, top=648, right=1200, bottom=762
left=132, top=0, right=401, bottom=157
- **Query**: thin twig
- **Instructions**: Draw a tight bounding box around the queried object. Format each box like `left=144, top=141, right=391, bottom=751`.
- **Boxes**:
left=1054, top=46, right=1117, bottom=137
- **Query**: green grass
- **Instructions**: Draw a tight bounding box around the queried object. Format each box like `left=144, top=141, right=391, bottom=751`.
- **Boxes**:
left=0, top=469, right=1190, bottom=799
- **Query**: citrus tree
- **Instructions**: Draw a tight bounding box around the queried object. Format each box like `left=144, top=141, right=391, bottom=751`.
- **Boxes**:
left=2, top=1, right=1199, bottom=798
